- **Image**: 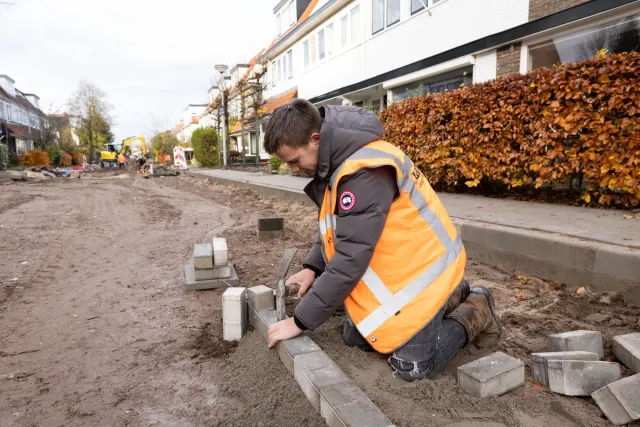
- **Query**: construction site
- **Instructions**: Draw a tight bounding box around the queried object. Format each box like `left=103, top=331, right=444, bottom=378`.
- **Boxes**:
left=0, top=171, right=638, bottom=427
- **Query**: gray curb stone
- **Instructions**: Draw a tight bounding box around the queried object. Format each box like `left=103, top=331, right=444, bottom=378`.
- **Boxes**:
left=592, top=373, right=640, bottom=425
left=613, top=333, right=640, bottom=373
left=247, top=303, right=394, bottom=427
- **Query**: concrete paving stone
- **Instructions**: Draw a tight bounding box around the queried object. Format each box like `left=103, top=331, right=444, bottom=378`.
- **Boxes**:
left=257, top=229, right=284, bottom=241
left=548, top=330, right=604, bottom=359
left=613, top=332, right=640, bottom=373
left=194, top=263, right=232, bottom=281
left=293, top=350, right=349, bottom=411
left=212, top=237, right=228, bottom=266
left=222, top=287, right=247, bottom=327
left=277, top=334, right=321, bottom=375
left=249, top=307, right=278, bottom=342
left=184, top=264, right=240, bottom=291
left=531, top=351, right=599, bottom=387
left=592, top=373, right=640, bottom=425
left=547, top=360, right=621, bottom=396
left=193, top=243, right=213, bottom=269
left=457, top=352, right=524, bottom=398
left=258, top=217, right=284, bottom=231
left=320, top=381, right=395, bottom=427
left=246, top=285, right=275, bottom=314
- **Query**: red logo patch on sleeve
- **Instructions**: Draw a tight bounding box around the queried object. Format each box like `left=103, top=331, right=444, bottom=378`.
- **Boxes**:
left=339, top=191, right=356, bottom=211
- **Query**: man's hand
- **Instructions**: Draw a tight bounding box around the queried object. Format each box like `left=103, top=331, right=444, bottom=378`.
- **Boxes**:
left=286, top=268, right=316, bottom=298
left=267, top=317, right=303, bottom=348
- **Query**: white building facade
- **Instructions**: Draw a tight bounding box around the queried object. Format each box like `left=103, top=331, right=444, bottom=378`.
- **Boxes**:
left=259, top=0, right=640, bottom=111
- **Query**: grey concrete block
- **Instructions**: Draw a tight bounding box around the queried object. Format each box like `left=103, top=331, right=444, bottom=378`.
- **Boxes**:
left=222, top=287, right=246, bottom=341
left=194, top=263, right=232, bottom=281
left=613, top=333, right=640, bottom=373
left=549, top=330, right=604, bottom=359
left=184, top=263, right=240, bottom=291
left=594, top=244, right=640, bottom=283
left=247, top=285, right=275, bottom=312
left=531, top=351, right=599, bottom=387
left=277, top=334, right=321, bottom=375
left=592, top=373, right=640, bottom=425
left=457, top=352, right=524, bottom=398
left=547, top=360, right=621, bottom=396
left=294, top=351, right=349, bottom=411
left=258, top=217, right=284, bottom=231
left=249, top=307, right=278, bottom=341
left=320, top=381, right=395, bottom=427
left=193, top=243, right=213, bottom=269
left=212, top=237, right=228, bottom=266
left=257, top=229, right=284, bottom=241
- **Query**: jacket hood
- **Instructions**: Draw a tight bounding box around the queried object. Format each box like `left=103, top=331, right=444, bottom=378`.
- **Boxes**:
left=316, top=105, right=385, bottom=180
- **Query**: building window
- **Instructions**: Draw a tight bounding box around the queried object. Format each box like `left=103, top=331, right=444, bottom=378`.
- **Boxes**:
left=411, top=0, right=426, bottom=14
left=0, top=103, right=5, bottom=120
left=271, top=61, right=276, bottom=86
left=287, top=50, right=293, bottom=78
left=372, top=0, right=384, bottom=34
left=390, top=69, right=472, bottom=102
left=283, top=54, right=288, bottom=79
left=309, top=33, right=317, bottom=65
left=529, top=13, right=640, bottom=71
left=303, top=40, right=310, bottom=67
left=341, top=15, right=349, bottom=47
left=289, top=0, right=295, bottom=26
left=278, top=59, right=282, bottom=82
left=277, top=13, right=281, bottom=36
left=326, top=23, right=334, bottom=56
left=351, top=5, right=361, bottom=44
left=387, top=0, right=400, bottom=27
left=282, top=5, right=289, bottom=31
left=318, top=28, right=326, bottom=60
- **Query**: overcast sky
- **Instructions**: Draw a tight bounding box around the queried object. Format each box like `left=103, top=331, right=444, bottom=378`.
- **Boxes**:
left=0, top=0, right=274, bottom=143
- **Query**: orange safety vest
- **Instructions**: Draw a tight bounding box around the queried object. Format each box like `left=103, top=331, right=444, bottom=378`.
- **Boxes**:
left=318, top=140, right=466, bottom=353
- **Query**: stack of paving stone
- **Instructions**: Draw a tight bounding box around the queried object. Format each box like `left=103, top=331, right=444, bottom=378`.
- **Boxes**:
left=183, top=237, right=240, bottom=291
left=528, top=330, right=639, bottom=425
left=457, top=330, right=639, bottom=425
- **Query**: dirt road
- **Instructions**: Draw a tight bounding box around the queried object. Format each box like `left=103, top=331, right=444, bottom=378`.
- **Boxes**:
left=1, top=173, right=638, bottom=427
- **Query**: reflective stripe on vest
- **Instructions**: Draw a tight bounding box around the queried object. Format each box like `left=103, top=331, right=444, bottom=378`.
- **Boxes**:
left=318, top=143, right=463, bottom=343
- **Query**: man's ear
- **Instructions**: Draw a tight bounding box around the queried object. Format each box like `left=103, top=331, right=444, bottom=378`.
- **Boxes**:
left=310, top=132, right=321, bottom=147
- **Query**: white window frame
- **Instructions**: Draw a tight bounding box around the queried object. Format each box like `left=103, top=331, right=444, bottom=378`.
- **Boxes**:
left=282, top=4, right=290, bottom=32
left=318, top=28, right=326, bottom=60
left=287, top=50, right=293, bottom=78
left=271, top=61, right=277, bottom=86
left=351, top=5, right=362, bottom=44
left=289, top=0, right=295, bottom=26
left=0, top=102, right=5, bottom=120
left=326, top=23, right=334, bottom=57
left=341, top=14, right=349, bottom=47
left=372, top=0, right=385, bottom=35
left=277, top=13, right=282, bottom=36
left=303, top=40, right=310, bottom=67
left=387, top=0, right=400, bottom=27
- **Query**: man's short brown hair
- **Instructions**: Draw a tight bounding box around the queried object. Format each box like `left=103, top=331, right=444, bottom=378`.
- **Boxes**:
left=263, top=98, right=322, bottom=154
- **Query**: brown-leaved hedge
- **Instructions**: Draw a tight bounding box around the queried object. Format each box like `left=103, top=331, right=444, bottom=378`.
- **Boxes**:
left=380, top=52, right=640, bottom=207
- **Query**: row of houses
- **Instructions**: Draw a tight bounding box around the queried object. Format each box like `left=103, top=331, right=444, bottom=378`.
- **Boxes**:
left=0, top=74, right=80, bottom=158
left=174, top=0, right=640, bottom=164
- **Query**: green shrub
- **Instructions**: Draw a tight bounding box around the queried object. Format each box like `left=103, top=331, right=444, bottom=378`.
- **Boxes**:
left=191, top=128, right=220, bottom=167
left=0, top=143, right=7, bottom=171
left=8, top=153, right=19, bottom=167
left=46, top=144, right=63, bottom=167
left=269, top=155, right=282, bottom=171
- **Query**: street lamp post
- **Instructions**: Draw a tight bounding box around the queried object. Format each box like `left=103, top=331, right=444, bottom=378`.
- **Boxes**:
left=214, top=64, right=229, bottom=167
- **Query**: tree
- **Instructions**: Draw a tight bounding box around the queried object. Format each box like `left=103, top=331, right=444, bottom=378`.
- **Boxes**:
left=191, top=127, right=219, bottom=167
left=68, top=80, right=112, bottom=163
left=151, top=131, right=178, bottom=157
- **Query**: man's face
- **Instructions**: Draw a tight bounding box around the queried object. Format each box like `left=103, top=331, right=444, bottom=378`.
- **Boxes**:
left=275, top=133, right=320, bottom=176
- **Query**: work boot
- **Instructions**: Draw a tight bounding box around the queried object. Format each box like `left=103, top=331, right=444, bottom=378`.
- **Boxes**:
left=446, top=286, right=501, bottom=348
left=444, top=279, right=470, bottom=315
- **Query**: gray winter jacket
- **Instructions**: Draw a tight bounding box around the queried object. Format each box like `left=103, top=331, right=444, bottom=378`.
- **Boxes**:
left=294, top=105, right=399, bottom=331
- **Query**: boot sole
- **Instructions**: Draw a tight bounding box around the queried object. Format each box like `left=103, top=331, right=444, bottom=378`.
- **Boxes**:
left=471, top=286, right=502, bottom=348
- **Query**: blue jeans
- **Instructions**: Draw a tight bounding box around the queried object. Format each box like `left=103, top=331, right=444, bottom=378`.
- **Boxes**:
left=342, top=292, right=468, bottom=382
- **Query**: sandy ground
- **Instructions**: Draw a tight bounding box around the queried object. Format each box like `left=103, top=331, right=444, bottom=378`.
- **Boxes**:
left=1, top=172, right=638, bottom=427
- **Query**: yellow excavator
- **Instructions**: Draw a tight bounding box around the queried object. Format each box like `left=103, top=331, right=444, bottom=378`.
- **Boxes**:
left=100, top=135, right=149, bottom=168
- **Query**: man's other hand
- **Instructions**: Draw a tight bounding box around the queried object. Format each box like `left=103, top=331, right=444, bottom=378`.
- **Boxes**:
left=286, top=268, right=316, bottom=298
left=267, top=317, right=303, bottom=348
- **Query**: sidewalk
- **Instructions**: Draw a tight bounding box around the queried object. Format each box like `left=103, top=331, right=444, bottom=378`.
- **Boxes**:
left=191, top=168, right=640, bottom=303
